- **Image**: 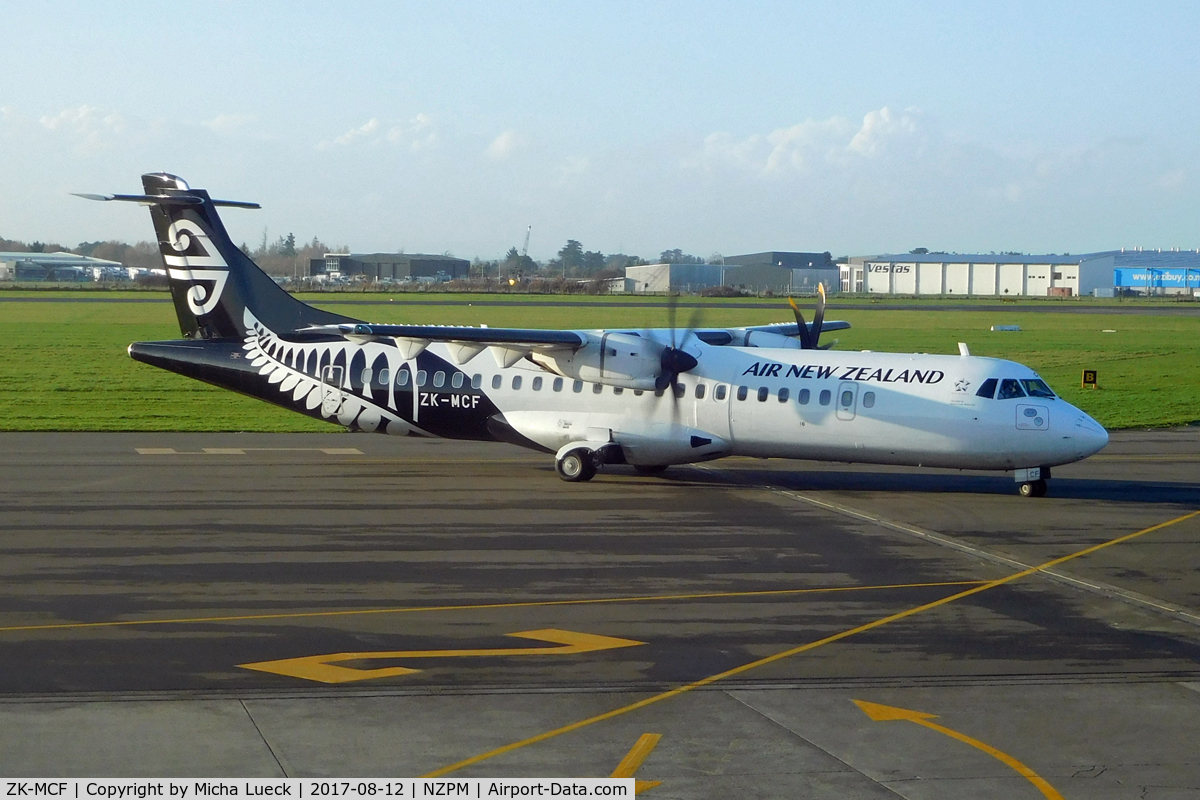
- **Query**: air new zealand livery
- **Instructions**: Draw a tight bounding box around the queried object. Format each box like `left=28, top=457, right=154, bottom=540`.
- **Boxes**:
left=80, top=174, right=1108, bottom=496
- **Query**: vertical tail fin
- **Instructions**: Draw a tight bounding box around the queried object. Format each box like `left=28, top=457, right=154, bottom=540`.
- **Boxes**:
left=130, top=173, right=351, bottom=338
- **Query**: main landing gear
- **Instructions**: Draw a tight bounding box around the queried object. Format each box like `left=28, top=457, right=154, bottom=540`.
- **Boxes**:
left=555, top=449, right=597, bottom=482
left=1015, top=466, right=1050, bottom=498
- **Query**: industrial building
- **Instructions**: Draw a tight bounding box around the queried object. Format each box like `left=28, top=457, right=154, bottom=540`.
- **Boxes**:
left=309, top=252, right=471, bottom=282
left=0, top=251, right=124, bottom=282
left=623, top=252, right=838, bottom=294
left=624, top=263, right=722, bottom=293
left=722, top=251, right=837, bottom=294
left=839, top=249, right=1200, bottom=297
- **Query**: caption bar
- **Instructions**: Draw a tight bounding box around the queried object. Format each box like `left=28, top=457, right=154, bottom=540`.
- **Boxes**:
left=3, top=782, right=634, bottom=799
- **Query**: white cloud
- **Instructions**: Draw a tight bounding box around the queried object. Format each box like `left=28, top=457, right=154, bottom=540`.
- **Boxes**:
left=846, top=106, right=919, bottom=156
left=1158, top=168, right=1185, bottom=190
left=37, top=104, right=125, bottom=154
left=485, top=129, right=522, bottom=160
left=556, top=156, right=590, bottom=182
left=202, top=113, right=257, bottom=133
left=691, top=106, right=922, bottom=177
left=387, top=113, right=437, bottom=151
left=334, top=118, right=380, bottom=146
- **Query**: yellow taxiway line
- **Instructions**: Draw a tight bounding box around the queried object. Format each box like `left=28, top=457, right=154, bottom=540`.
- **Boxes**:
left=421, top=509, right=1200, bottom=778
left=855, top=700, right=1063, bottom=800
left=0, top=581, right=983, bottom=634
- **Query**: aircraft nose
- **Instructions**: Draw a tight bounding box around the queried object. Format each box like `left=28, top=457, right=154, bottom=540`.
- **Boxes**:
left=1073, top=412, right=1108, bottom=457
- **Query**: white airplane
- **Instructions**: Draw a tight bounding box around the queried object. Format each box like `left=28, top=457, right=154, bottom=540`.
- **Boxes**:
left=81, top=174, right=1108, bottom=497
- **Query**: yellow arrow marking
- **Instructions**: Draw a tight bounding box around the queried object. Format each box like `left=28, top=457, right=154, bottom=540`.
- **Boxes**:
left=237, top=628, right=644, bottom=684
left=610, top=733, right=662, bottom=794
left=854, top=700, right=1064, bottom=800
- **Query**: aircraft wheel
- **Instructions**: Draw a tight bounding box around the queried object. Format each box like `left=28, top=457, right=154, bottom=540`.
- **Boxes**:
left=556, top=449, right=596, bottom=482
left=634, top=464, right=669, bottom=475
left=1019, top=479, right=1047, bottom=498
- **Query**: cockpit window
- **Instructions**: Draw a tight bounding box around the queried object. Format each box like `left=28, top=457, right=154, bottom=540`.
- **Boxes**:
left=997, top=379, right=1026, bottom=399
left=1021, top=379, right=1055, bottom=398
left=975, top=378, right=998, bottom=399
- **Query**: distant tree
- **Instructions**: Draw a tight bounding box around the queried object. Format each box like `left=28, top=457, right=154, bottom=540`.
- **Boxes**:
left=558, top=239, right=584, bottom=271
left=707, top=252, right=724, bottom=265
left=581, top=250, right=606, bottom=275
left=910, top=247, right=929, bottom=255
left=659, top=248, right=704, bottom=264
left=29, top=241, right=45, bottom=253
left=281, top=233, right=296, bottom=257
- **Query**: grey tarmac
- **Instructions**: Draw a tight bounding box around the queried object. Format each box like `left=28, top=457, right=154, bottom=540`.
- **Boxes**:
left=1, top=429, right=1198, bottom=798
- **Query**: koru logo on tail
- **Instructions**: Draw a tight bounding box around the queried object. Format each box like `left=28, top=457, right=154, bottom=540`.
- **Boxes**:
left=163, top=218, right=229, bottom=316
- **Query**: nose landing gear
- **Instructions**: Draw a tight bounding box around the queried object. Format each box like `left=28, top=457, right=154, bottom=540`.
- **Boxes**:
left=1018, top=479, right=1047, bottom=498
left=1014, top=466, right=1050, bottom=498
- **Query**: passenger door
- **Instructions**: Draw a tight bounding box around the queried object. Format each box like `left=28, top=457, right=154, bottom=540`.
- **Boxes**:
left=320, top=364, right=345, bottom=417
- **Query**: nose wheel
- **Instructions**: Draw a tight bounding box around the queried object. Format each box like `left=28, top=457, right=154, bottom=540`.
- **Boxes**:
left=1019, top=479, right=1048, bottom=498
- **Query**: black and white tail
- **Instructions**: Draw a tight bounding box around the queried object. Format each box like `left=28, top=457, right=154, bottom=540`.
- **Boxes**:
left=80, top=173, right=351, bottom=339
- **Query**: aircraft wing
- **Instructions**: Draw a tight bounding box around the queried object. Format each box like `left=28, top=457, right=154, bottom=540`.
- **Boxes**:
left=299, top=323, right=586, bottom=365
left=742, top=320, right=852, bottom=337
left=302, top=323, right=585, bottom=348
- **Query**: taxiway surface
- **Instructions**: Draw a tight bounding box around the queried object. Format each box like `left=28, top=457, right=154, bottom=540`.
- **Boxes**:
left=1, top=430, right=1198, bottom=797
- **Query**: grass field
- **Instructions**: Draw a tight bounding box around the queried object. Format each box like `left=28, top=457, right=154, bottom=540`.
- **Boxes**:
left=1, top=290, right=1196, bottom=431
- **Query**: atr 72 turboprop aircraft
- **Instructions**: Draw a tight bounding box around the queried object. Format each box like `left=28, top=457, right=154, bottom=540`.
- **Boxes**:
left=80, top=174, right=1108, bottom=497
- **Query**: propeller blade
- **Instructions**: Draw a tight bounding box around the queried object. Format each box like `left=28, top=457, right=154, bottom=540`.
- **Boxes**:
left=788, top=297, right=814, bottom=350
left=811, top=283, right=826, bottom=348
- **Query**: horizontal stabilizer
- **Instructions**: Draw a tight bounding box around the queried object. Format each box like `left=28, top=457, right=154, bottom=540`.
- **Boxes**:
left=72, top=192, right=260, bottom=209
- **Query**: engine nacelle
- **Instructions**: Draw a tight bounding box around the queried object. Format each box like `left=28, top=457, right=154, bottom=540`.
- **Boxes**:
left=735, top=330, right=803, bottom=349
left=530, top=332, right=665, bottom=391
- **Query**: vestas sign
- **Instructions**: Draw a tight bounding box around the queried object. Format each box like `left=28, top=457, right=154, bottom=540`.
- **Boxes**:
left=867, top=263, right=913, bottom=274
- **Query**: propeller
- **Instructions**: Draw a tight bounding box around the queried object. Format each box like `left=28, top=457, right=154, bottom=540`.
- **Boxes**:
left=788, top=282, right=828, bottom=349
left=653, top=293, right=700, bottom=393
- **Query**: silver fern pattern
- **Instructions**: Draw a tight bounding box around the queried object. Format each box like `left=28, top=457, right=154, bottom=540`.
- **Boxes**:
left=241, top=308, right=417, bottom=435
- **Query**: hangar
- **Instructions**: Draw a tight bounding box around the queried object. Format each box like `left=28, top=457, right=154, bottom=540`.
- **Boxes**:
left=841, top=253, right=1102, bottom=297
left=0, top=251, right=124, bottom=282
left=309, top=252, right=471, bottom=282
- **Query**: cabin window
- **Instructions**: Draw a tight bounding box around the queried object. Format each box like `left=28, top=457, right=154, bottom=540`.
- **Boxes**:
left=976, top=378, right=997, bottom=399
left=433, top=371, right=446, bottom=388
left=1021, top=379, right=1055, bottom=398
left=736, top=386, right=748, bottom=401
left=491, top=374, right=502, bottom=389
left=778, top=387, right=789, bottom=402
left=862, top=391, right=876, bottom=408
left=573, top=380, right=584, bottom=393
left=511, top=375, right=522, bottom=390
left=553, top=377, right=563, bottom=392
left=593, top=383, right=603, bottom=394
left=673, top=383, right=686, bottom=399
left=841, top=390, right=853, bottom=407
left=452, top=372, right=464, bottom=389
left=471, top=374, right=482, bottom=389
left=798, top=388, right=810, bottom=405
left=613, top=386, right=624, bottom=395
left=757, top=386, right=769, bottom=402
left=819, top=389, right=831, bottom=406
left=532, top=376, right=543, bottom=391
left=715, top=384, right=727, bottom=401
left=396, top=368, right=411, bottom=387
left=997, top=379, right=1026, bottom=399
left=377, top=368, right=389, bottom=385
left=416, top=370, right=428, bottom=387
left=695, top=384, right=706, bottom=399
left=360, top=368, right=373, bottom=386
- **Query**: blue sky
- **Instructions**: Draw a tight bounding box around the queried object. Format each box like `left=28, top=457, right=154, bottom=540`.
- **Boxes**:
left=2, top=1, right=1198, bottom=260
